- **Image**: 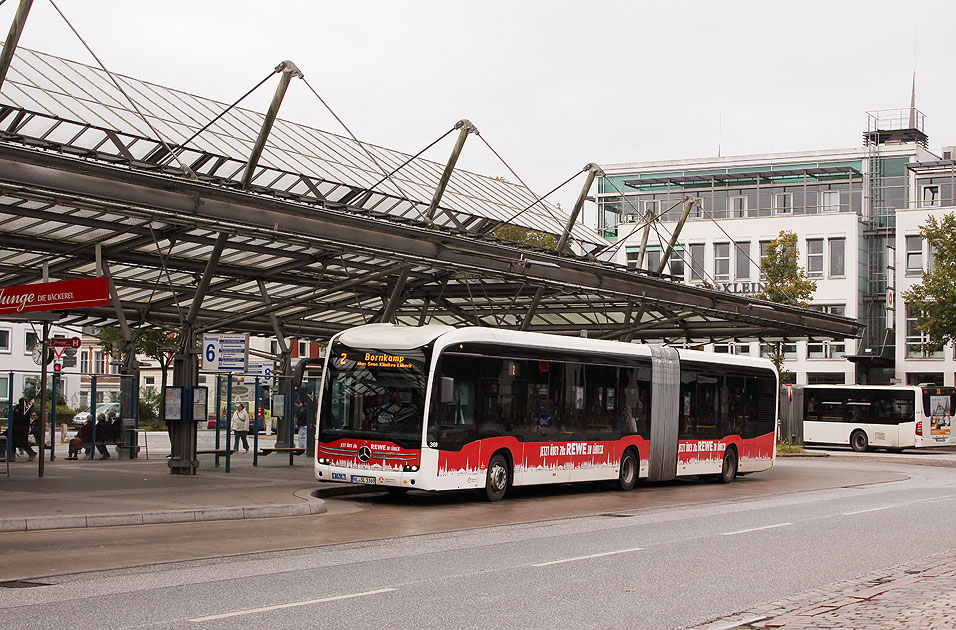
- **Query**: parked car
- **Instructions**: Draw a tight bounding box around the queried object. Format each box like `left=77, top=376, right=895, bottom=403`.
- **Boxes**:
left=72, top=402, right=119, bottom=429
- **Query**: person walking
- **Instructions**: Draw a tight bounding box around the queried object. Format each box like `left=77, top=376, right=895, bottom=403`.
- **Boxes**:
left=11, top=398, right=36, bottom=461
left=232, top=403, right=250, bottom=452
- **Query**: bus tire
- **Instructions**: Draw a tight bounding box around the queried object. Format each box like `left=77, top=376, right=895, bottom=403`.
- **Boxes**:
left=617, top=448, right=638, bottom=491
left=719, top=447, right=738, bottom=484
left=850, top=430, right=869, bottom=452
left=485, top=452, right=510, bottom=502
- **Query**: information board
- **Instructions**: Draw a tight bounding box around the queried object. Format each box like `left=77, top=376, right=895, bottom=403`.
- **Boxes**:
left=164, top=386, right=185, bottom=421
left=201, top=334, right=249, bottom=372
left=244, top=361, right=273, bottom=386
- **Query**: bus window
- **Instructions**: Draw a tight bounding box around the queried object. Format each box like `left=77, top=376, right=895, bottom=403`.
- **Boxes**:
left=870, top=390, right=915, bottom=424
left=621, top=364, right=651, bottom=438
left=845, top=392, right=872, bottom=424
left=431, top=354, right=478, bottom=451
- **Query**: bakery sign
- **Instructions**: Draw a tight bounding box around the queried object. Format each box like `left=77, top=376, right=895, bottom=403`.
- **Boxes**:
left=0, top=277, right=111, bottom=315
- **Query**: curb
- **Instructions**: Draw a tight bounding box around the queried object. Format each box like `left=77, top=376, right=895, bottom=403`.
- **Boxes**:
left=777, top=451, right=829, bottom=458
left=0, top=497, right=328, bottom=533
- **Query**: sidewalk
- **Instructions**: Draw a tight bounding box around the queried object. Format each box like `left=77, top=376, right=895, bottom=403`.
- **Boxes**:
left=692, top=551, right=956, bottom=629
left=0, top=453, right=370, bottom=532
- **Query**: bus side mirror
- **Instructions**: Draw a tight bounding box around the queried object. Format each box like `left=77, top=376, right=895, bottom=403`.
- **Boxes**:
left=440, top=377, right=455, bottom=404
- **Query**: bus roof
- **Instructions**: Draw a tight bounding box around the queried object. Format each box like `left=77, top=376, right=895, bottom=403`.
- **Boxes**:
left=334, top=323, right=776, bottom=373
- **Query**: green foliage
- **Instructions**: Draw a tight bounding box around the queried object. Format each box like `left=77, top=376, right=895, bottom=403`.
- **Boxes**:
left=756, top=231, right=816, bottom=379
left=776, top=442, right=809, bottom=454
left=22, top=376, right=67, bottom=406
left=756, top=230, right=816, bottom=308
left=55, top=404, right=76, bottom=424
left=491, top=224, right=559, bottom=250
left=138, top=386, right=161, bottom=427
left=901, top=213, right=956, bottom=353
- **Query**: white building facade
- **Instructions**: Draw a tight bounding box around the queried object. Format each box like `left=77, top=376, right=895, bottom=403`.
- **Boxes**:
left=597, top=109, right=954, bottom=387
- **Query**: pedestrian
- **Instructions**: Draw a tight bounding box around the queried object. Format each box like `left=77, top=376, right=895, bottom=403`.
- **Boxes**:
left=10, top=398, right=36, bottom=461
left=295, top=400, right=308, bottom=449
left=68, top=416, right=93, bottom=459
left=93, top=412, right=111, bottom=459
left=232, top=403, right=250, bottom=452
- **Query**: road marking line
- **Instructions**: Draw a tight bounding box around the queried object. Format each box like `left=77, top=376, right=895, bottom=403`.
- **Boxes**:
left=531, top=547, right=644, bottom=567
left=187, top=588, right=395, bottom=622
left=721, top=523, right=792, bottom=536
left=925, top=497, right=956, bottom=504
left=843, top=506, right=894, bottom=515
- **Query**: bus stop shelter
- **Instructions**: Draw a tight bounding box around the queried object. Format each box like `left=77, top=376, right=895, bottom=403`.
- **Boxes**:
left=0, top=41, right=862, bottom=474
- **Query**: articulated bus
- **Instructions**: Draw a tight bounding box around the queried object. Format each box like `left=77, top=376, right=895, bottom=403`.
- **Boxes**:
left=315, top=324, right=778, bottom=501
left=802, top=384, right=956, bottom=452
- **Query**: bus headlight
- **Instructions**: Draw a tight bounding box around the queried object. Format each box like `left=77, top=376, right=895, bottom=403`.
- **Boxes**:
left=318, top=458, right=330, bottom=465
left=403, top=465, right=419, bottom=472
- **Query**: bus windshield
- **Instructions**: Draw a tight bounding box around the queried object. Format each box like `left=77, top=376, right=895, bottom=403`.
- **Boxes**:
left=318, top=343, right=428, bottom=449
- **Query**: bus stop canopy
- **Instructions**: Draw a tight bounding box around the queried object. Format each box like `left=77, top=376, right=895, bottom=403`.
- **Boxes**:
left=0, top=46, right=863, bottom=346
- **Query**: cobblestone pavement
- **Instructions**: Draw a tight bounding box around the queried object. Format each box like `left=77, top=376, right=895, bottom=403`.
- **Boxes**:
left=691, top=551, right=956, bottom=630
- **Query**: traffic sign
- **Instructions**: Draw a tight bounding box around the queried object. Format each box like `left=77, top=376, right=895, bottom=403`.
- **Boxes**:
left=50, top=337, right=81, bottom=348
left=201, top=333, right=249, bottom=372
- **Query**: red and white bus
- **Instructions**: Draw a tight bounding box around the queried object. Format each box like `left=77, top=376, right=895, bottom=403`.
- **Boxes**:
left=316, top=324, right=777, bottom=501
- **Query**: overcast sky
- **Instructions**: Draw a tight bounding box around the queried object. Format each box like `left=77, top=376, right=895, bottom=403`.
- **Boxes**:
left=5, top=0, right=955, bottom=221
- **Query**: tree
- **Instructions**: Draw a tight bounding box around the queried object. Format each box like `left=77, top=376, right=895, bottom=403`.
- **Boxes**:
left=901, top=213, right=956, bottom=354
left=490, top=224, right=558, bottom=250
left=756, top=230, right=816, bottom=308
left=755, top=230, right=817, bottom=384
left=97, top=327, right=178, bottom=394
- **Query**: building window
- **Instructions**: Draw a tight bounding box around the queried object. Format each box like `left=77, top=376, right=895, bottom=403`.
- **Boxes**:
left=668, top=245, right=685, bottom=280
left=760, top=343, right=797, bottom=360
left=645, top=244, right=662, bottom=272
left=906, top=304, right=943, bottom=358
left=758, top=241, right=772, bottom=280
left=807, top=239, right=824, bottom=278
left=730, top=196, right=748, bottom=218
left=690, top=244, right=705, bottom=282
left=270, top=340, right=278, bottom=355
left=80, top=351, right=89, bottom=374
left=829, top=238, right=845, bottom=277
left=0, top=375, right=6, bottom=398
left=927, top=240, right=937, bottom=273
left=145, top=376, right=155, bottom=385
left=905, top=235, right=923, bottom=275
left=25, top=331, right=38, bottom=355
left=298, top=340, right=309, bottom=357
left=920, top=184, right=940, bottom=207
left=807, top=372, right=846, bottom=385
left=906, top=372, right=944, bottom=386
left=713, top=342, right=750, bottom=355
left=94, top=351, right=106, bottom=374
left=735, top=241, right=750, bottom=280
left=807, top=340, right=846, bottom=359
left=714, top=243, right=730, bottom=280
left=820, top=190, right=840, bottom=213
left=643, top=200, right=659, bottom=218
left=773, top=193, right=793, bottom=215
left=0, top=328, right=9, bottom=353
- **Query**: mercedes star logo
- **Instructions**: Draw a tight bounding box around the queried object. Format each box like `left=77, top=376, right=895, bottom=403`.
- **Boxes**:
left=357, top=446, right=372, bottom=462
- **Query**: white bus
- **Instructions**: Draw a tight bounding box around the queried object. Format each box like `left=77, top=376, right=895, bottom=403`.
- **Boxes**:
left=802, top=384, right=956, bottom=451
left=316, top=324, right=778, bottom=501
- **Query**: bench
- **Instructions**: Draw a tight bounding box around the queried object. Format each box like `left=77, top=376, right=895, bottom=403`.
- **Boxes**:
left=258, top=447, right=306, bottom=457
left=70, top=439, right=124, bottom=459
left=196, top=448, right=238, bottom=455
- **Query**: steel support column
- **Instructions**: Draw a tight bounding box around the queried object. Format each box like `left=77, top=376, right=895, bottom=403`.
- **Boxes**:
left=241, top=61, right=302, bottom=189
left=556, top=163, right=603, bottom=253
left=424, top=120, right=476, bottom=224
left=257, top=278, right=291, bottom=375
left=170, top=232, right=229, bottom=474
left=655, top=197, right=696, bottom=276
left=0, top=0, right=33, bottom=92
left=380, top=267, right=410, bottom=324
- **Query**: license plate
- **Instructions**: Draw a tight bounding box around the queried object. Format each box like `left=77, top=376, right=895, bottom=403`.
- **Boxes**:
left=350, top=475, right=376, bottom=485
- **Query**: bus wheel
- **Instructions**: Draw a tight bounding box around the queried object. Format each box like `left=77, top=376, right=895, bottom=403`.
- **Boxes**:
left=617, top=449, right=638, bottom=491
left=719, top=448, right=738, bottom=484
left=850, top=430, right=869, bottom=452
left=485, top=453, right=510, bottom=502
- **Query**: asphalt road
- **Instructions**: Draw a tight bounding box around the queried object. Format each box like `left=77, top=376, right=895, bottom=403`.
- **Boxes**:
left=2, top=458, right=955, bottom=629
